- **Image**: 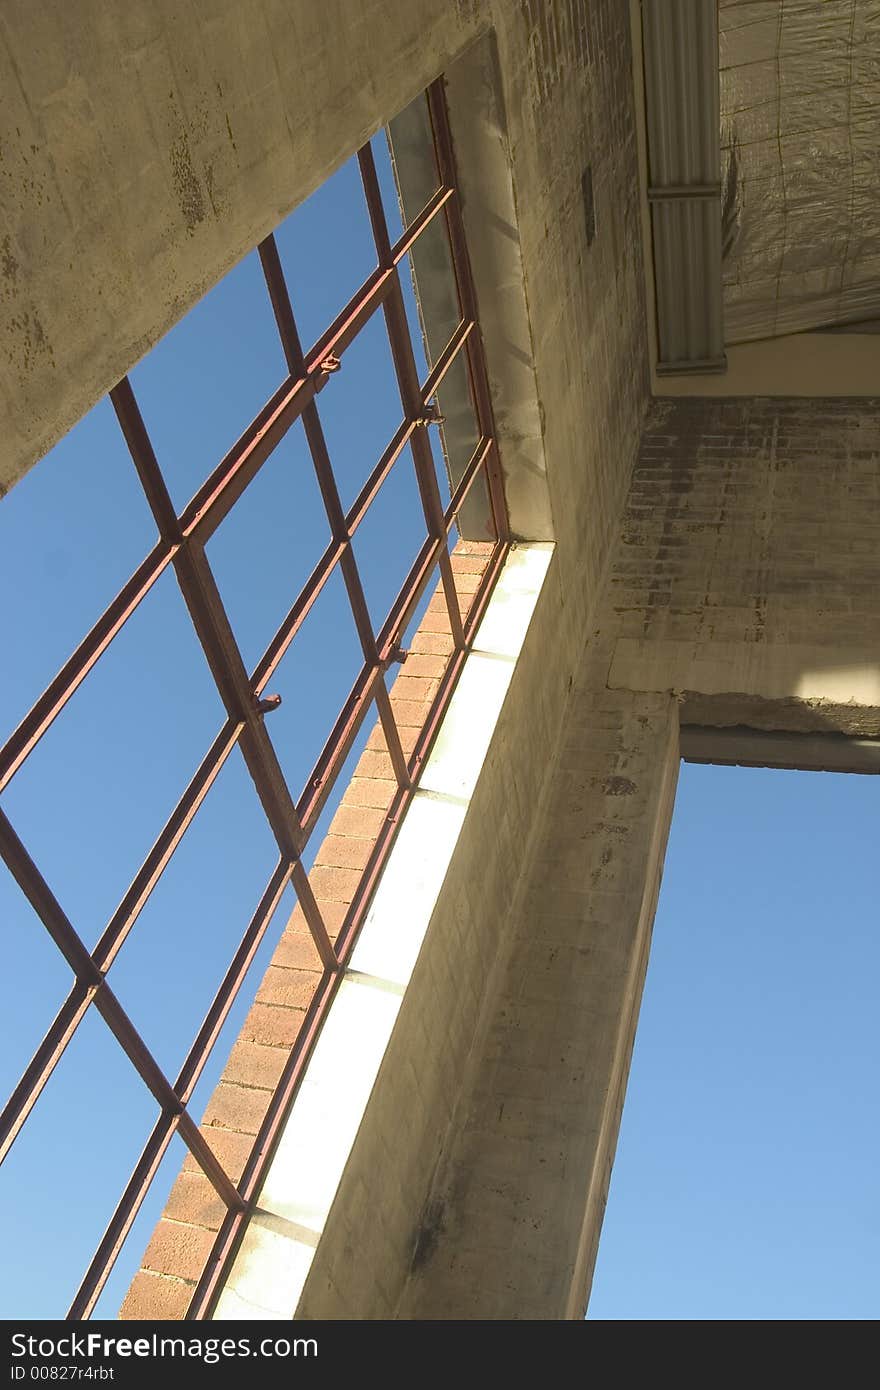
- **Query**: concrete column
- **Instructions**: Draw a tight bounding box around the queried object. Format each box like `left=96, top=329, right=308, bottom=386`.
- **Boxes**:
left=398, top=656, right=678, bottom=1318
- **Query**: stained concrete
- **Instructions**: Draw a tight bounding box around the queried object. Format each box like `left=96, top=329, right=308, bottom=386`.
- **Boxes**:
left=5, top=0, right=880, bottom=1324
left=0, top=0, right=487, bottom=493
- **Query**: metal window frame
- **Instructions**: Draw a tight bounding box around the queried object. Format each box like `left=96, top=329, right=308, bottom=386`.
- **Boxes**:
left=0, top=79, right=509, bottom=1320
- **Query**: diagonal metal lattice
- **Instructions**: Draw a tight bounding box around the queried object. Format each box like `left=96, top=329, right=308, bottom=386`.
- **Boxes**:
left=0, top=79, right=509, bottom=1319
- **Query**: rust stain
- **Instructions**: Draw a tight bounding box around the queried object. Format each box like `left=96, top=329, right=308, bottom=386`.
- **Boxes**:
left=1, top=235, right=18, bottom=284
left=169, top=129, right=205, bottom=233
left=410, top=1197, right=446, bottom=1272
left=205, top=162, right=220, bottom=217
left=6, top=307, right=55, bottom=372
left=603, top=775, right=636, bottom=796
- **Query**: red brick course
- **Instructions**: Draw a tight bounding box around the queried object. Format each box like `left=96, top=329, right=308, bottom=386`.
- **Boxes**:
left=119, top=539, right=494, bottom=1319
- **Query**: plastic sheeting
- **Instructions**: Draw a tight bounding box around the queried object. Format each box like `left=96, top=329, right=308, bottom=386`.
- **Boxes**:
left=720, top=0, right=880, bottom=343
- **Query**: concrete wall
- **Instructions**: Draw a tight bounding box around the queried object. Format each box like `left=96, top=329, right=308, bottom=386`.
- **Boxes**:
left=16, top=0, right=878, bottom=1326
left=0, top=1, right=648, bottom=616
left=626, top=2, right=880, bottom=401
left=122, top=541, right=500, bottom=1320
left=610, top=397, right=880, bottom=734
left=0, top=0, right=487, bottom=493
left=398, top=394, right=880, bottom=1317
left=398, top=669, right=679, bottom=1318
left=6, top=0, right=651, bottom=1318
left=291, top=0, right=652, bottom=1319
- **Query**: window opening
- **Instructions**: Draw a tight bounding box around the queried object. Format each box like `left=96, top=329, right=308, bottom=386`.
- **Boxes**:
left=0, top=80, right=509, bottom=1319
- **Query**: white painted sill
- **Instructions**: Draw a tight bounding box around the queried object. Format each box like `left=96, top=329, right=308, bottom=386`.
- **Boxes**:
left=213, top=542, right=555, bottom=1320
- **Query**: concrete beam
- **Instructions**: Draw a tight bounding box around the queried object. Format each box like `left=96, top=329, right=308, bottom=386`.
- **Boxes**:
left=398, top=676, right=680, bottom=1318
left=0, top=0, right=488, bottom=493
left=681, top=726, right=880, bottom=776
left=628, top=0, right=880, bottom=398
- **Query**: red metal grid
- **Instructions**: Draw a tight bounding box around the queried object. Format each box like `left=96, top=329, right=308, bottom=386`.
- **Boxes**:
left=0, top=77, right=509, bottom=1320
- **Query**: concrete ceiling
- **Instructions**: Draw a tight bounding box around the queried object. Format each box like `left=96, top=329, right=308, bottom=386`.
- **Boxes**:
left=637, top=0, right=880, bottom=384
left=720, top=0, right=880, bottom=344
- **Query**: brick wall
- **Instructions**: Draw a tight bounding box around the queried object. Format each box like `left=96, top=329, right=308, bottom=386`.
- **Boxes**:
left=504, top=0, right=649, bottom=656
left=120, top=539, right=494, bottom=1319
left=399, top=394, right=880, bottom=1316
left=295, top=0, right=653, bottom=1317
left=399, top=643, right=679, bottom=1317
left=20, top=0, right=654, bottom=1320
left=16, top=0, right=878, bottom=1328
left=615, top=398, right=880, bottom=649
left=608, top=397, right=880, bottom=731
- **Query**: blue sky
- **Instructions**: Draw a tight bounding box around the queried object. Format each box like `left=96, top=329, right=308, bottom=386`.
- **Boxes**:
left=2, top=112, right=877, bottom=1323
left=588, top=760, right=880, bottom=1321
left=0, top=125, right=456, bottom=1319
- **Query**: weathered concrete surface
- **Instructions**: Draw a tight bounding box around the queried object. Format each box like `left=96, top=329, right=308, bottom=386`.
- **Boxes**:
left=680, top=727, right=880, bottom=775
left=41, top=0, right=650, bottom=1319
left=440, top=36, right=559, bottom=543
left=0, top=0, right=487, bottom=492
left=393, top=395, right=880, bottom=1317
left=1, top=0, right=642, bottom=637
left=608, top=398, right=880, bottom=734
left=12, top=0, right=879, bottom=1327
left=295, top=546, right=568, bottom=1319
left=626, top=2, right=880, bottom=400
left=389, top=36, right=556, bottom=544
left=294, top=0, right=651, bottom=1319
left=398, top=669, right=679, bottom=1318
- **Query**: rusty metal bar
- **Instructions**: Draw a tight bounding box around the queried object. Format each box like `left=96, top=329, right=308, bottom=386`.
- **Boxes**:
left=375, top=534, right=443, bottom=660
left=250, top=537, right=345, bottom=695
left=444, top=437, right=493, bottom=529
left=0, top=808, right=103, bottom=988
left=0, top=985, right=93, bottom=1164
left=68, top=1114, right=177, bottom=1321
left=0, top=540, right=176, bottom=793
left=296, top=661, right=384, bottom=838
left=419, top=317, right=475, bottom=404
left=0, top=718, right=240, bottom=1168
left=289, top=860, right=339, bottom=972
left=176, top=1112, right=244, bottom=1210
left=91, top=984, right=241, bottom=1208
left=184, top=537, right=509, bottom=1321
left=258, top=235, right=307, bottom=376
left=0, top=76, right=508, bottom=1323
left=305, top=419, right=410, bottom=791
left=175, top=858, right=298, bottom=1099
left=389, top=184, right=455, bottom=266
left=93, top=720, right=242, bottom=971
left=358, top=143, right=466, bottom=650
left=111, top=379, right=307, bottom=866
left=258, top=231, right=410, bottom=792
left=426, top=82, right=509, bottom=542
left=69, top=856, right=295, bottom=1319
left=182, top=545, right=307, bottom=862
left=299, top=402, right=409, bottom=790
left=344, top=419, right=415, bottom=536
